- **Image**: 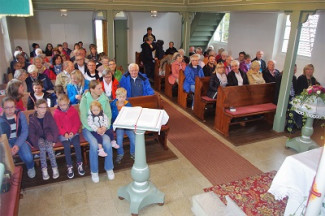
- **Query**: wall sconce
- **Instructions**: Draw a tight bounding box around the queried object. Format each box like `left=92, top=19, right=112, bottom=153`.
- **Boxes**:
left=151, top=11, right=158, bottom=17
left=60, top=9, right=68, bottom=17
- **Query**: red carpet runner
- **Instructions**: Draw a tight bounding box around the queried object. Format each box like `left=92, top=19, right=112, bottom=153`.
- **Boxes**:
left=162, top=100, right=262, bottom=185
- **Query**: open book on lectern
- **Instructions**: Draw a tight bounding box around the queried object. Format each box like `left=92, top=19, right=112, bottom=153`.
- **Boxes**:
left=112, top=106, right=169, bottom=134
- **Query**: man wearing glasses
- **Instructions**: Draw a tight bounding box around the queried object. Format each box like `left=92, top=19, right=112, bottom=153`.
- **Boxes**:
left=74, top=55, right=89, bottom=75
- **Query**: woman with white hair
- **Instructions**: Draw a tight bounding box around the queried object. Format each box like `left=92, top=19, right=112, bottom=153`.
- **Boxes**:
left=246, top=61, right=265, bottom=85
left=14, top=69, right=28, bottom=92
left=227, top=60, right=248, bottom=86
left=183, top=54, right=205, bottom=93
left=25, top=64, right=54, bottom=92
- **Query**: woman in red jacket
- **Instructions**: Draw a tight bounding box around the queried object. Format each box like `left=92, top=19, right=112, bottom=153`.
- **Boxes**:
left=101, top=69, right=119, bottom=100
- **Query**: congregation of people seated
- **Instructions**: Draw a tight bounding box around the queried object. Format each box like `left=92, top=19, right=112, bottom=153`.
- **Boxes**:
left=1, top=37, right=322, bottom=189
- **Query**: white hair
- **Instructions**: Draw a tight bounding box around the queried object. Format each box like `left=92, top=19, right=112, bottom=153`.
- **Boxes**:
left=128, top=63, right=139, bottom=71
left=14, top=69, right=26, bottom=79
left=27, top=64, right=38, bottom=73
left=35, top=48, right=43, bottom=55
left=230, top=60, right=239, bottom=67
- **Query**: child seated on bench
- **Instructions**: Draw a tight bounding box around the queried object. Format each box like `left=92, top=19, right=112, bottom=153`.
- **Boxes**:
left=53, top=94, right=85, bottom=179
left=28, top=99, right=59, bottom=180
left=110, top=87, right=136, bottom=164
left=0, top=97, right=35, bottom=178
left=88, top=101, right=119, bottom=157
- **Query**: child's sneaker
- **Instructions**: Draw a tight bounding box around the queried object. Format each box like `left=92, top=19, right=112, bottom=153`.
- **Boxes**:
left=77, top=162, right=85, bottom=176
left=91, top=172, right=99, bottom=183
left=52, top=167, right=60, bottom=179
left=107, top=170, right=115, bottom=180
left=130, top=153, right=135, bottom=160
left=111, top=140, right=120, bottom=149
left=67, top=166, right=74, bottom=179
left=42, top=167, right=50, bottom=180
left=27, top=167, right=36, bottom=178
left=98, top=148, right=107, bottom=157
left=115, top=154, right=123, bottom=164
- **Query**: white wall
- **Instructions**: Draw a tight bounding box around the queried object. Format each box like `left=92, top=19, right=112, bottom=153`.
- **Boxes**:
left=127, top=12, right=182, bottom=63
left=7, top=11, right=94, bottom=55
left=210, top=11, right=325, bottom=86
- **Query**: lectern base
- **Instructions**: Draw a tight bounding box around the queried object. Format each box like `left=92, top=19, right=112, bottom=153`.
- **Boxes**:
left=118, top=181, right=164, bottom=215
left=286, top=137, right=318, bottom=153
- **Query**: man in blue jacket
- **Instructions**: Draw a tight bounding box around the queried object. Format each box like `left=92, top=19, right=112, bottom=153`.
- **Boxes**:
left=1, top=97, right=35, bottom=178
left=119, top=63, right=154, bottom=98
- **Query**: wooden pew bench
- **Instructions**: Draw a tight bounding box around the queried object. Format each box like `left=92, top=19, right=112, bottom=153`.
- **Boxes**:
left=21, top=105, right=89, bottom=166
left=177, top=69, right=188, bottom=109
left=164, top=64, right=173, bottom=99
left=153, top=60, right=164, bottom=92
left=128, top=94, right=169, bottom=150
left=214, top=83, right=276, bottom=137
left=193, top=77, right=216, bottom=121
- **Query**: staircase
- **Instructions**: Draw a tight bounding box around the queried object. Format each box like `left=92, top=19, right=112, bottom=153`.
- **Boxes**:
left=189, top=12, right=225, bottom=49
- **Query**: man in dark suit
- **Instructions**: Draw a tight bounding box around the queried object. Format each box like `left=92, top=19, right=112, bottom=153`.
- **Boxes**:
left=263, top=60, right=280, bottom=83
left=252, top=50, right=266, bottom=72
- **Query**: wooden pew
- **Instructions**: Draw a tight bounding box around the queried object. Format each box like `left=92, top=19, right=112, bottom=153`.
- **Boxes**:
left=128, top=94, right=169, bottom=150
left=193, top=77, right=216, bottom=121
left=177, top=70, right=188, bottom=109
left=22, top=105, right=89, bottom=166
left=135, top=52, right=144, bottom=73
left=153, top=60, right=164, bottom=91
left=164, top=64, right=173, bottom=99
left=0, top=166, right=23, bottom=216
left=214, top=83, right=277, bottom=137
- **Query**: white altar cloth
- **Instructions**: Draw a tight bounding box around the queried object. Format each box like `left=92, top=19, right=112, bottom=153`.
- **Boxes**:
left=268, top=147, right=324, bottom=216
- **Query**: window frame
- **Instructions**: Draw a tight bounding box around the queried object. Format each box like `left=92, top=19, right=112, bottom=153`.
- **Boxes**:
left=281, top=14, right=319, bottom=58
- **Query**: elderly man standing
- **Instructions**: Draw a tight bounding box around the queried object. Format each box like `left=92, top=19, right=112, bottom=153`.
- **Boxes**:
left=119, top=63, right=154, bottom=98
left=252, top=50, right=266, bottom=72
left=263, top=60, right=280, bottom=83
left=56, top=61, right=75, bottom=91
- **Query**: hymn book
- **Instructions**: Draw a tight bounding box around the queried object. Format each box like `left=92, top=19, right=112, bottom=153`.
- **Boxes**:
left=113, top=107, right=169, bottom=134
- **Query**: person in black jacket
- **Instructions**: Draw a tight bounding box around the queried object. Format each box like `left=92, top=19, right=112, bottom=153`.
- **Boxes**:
left=165, top=42, right=178, bottom=55
left=142, top=27, right=156, bottom=42
left=27, top=80, right=55, bottom=110
left=141, top=37, right=155, bottom=79
left=252, top=50, right=266, bottom=72
left=155, top=40, right=165, bottom=60
left=296, top=64, right=319, bottom=95
left=227, top=60, right=249, bottom=86
left=263, top=60, right=280, bottom=83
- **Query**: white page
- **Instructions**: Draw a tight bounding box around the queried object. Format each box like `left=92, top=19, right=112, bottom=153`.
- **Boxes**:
left=136, top=108, right=161, bottom=129
left=115, top=106, right=142, bottom=126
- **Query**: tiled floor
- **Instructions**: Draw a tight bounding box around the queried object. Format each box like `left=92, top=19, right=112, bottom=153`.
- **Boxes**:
left=18, top=100, right=296, bottom=216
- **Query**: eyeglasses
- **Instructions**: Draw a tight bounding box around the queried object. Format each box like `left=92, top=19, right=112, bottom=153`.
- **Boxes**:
left=3, top=106, right=15, bottom=110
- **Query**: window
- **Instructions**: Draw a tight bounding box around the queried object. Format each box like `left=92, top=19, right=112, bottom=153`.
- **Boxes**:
left=282, top=14, right=319, bottom=57
left=213, top=13, right=230, bottom=43
left=95, top=20, right=104, bottom=53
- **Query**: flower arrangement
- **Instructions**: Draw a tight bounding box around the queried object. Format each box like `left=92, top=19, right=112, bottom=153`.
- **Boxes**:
left=301, top=85, right=325, bottom=103
left=287, top=85, right=325, bottom=133
left=291, top=85, right=325, bottom=118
